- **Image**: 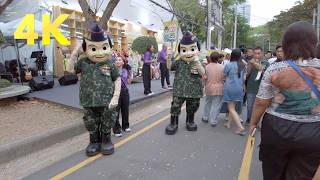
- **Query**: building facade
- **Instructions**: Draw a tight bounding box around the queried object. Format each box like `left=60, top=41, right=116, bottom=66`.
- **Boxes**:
left=237, top=1, right=251, bottom=23
left=207, top=0, right=224, bottom=50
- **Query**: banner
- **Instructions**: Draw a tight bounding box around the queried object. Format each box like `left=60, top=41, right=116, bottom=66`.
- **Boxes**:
left=163, top=20, right=178, bottom=43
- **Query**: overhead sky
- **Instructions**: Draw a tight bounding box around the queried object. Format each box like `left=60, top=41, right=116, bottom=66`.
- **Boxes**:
left=249, top=0, right=302, bottom=27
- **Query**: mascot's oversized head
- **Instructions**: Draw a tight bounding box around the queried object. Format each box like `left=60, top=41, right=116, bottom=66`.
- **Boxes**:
left=82, top=22, right=113, bottom=63
left=178, top=31, right=201, bottom=62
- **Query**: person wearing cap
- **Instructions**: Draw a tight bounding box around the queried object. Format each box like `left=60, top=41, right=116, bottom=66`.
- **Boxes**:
left=165, top=31, right=205, bottom=135
left=73, top=23, right=121, bottom=156
left=202, top=52, right=225, bottom=126
left=222, top=48, right=232, bottom=66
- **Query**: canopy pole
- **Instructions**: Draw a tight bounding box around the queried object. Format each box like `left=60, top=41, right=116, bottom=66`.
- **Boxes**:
left=14, top=39, right=23, bottom=85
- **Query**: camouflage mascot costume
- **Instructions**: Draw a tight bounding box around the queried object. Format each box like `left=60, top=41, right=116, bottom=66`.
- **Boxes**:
left=165, top=31, right=205, bottom=135
left=74, top=23, right=121, bottom=156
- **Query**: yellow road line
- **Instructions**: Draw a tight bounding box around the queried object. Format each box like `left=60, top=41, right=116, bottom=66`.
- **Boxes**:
left=50, top=108, right=180, bottom=180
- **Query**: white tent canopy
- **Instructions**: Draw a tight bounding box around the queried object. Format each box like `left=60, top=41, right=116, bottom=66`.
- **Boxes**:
left=0, top=17, right=54, bottom=73
left=0, top=18, right=43, bottom=37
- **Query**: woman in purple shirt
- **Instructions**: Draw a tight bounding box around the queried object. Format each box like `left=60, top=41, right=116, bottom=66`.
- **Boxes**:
left=158, top=44, right=171, bottom=89
left=143, top=45, right=154, bottom=95
left=113, top=56, right=132, bottom=137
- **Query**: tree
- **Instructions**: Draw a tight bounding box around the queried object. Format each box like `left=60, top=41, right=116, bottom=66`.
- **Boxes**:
left=132, top=36, right=158, bottom=54
left=0, top=0, right=13, bottom=15
left=265, top=0, right=316, bottom=45
left=168, top=0, right=206, bottom=42
left=78, top=0, right=120, bottom=31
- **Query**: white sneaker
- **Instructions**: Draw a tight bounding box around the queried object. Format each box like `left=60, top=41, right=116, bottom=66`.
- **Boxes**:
left=114, top=133, right=123, bottom=137
left=124, top=128, right=131, bottom=133
left=147, top=92, right=154, bottom=96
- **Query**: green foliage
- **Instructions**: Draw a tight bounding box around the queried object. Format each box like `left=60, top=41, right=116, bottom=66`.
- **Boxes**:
left=265, top=0, right=316, bottom=46
left=0, top=31, right=3, bottom=43
left=131, top=36, right=158, bottom=54
left=0, top=79, right=11, bottom=89
left=169, top=0, right=206, bottom=42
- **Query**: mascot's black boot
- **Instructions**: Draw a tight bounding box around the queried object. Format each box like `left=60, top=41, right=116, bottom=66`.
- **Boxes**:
left=186, top=113, right=197, bottom=131
left=101, top=133, right=114, bottom=155
left=165, top=116, right=179, bottom=135
left=86, top=132, right=101, bottom=157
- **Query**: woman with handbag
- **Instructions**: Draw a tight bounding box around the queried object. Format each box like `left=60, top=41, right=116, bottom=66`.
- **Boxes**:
left=249, top=21, right=320, bottom=180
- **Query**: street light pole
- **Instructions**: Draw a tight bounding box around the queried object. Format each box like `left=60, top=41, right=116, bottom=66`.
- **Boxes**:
left=233, top=5, right=237, bottom=49
left=206, top=0, right=210, bottom=49
left=317, top=0, right=320, bottom=41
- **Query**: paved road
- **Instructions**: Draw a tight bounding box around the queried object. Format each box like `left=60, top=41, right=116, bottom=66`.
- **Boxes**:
left=24, top=100, right=263, bottom=180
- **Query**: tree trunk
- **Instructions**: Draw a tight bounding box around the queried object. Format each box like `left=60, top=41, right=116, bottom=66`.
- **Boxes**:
left=78, top=0, right=96, bottom=27
left=0, top=0, right=14, bottom=15
left=99, top=0, right=120, bottom=30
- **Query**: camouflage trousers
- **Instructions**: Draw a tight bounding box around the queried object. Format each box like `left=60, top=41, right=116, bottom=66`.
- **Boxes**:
left=170, top=96, right=200, bottom=117
left=83, top=107, right=117, bottom=134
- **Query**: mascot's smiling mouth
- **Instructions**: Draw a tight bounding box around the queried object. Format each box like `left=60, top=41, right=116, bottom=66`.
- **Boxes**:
left=95, top=55, right=106, bottom=59
left=186, top=55, right=194, bottom=58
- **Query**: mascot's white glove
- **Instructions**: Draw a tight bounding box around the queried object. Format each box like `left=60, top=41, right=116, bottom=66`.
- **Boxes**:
left=109, top=77, right=121, bottom=109
left=194, top=56, right=205, bottom=76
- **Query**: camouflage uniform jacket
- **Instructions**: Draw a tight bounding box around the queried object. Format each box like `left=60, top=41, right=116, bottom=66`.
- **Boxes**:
left=172, top=59, right=203, bottom=98
left=75, top=58, right=119, bottom=107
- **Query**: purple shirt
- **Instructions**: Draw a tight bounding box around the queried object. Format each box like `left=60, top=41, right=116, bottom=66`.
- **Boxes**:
left=159, top=50, right=167, bottom=64
left=121, top=68, right=129, bottom=91
left=143, top=51, right=152, bottom=64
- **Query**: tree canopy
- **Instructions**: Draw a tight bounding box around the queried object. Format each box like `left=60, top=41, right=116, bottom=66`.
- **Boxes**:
left=265, top=0, right=316, bottom=45
left=245, top=0, right=316, bottom=52
left=169, top=0, right=206, bottom=42
left=132, top=36, right=158, bottom=54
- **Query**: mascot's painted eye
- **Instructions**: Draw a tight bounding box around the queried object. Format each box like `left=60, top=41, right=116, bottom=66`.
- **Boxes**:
left=103, top=46, right=107, bottom=50
left=183, top=49, right=186, bottom=53
left=92, top=48, right=96, bottom=51
left=191, top=48, right=195, bottom=51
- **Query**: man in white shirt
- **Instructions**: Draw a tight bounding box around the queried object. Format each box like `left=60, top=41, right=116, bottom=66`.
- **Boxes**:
left=268, top=46, right=284, bottom=64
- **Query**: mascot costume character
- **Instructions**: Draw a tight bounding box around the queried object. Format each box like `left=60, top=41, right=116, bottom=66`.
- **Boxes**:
left=165, top=31, right=205, bottom=135
left=74, top=23, right=121, bottom=156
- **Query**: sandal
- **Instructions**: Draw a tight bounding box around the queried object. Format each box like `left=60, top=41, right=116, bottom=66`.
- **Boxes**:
left=235, top=129, right=247, bottom=136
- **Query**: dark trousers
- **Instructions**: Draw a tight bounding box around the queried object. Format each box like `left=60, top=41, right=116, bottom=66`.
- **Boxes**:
left=260, top=113, right=320, bottom=180
left=170, top=96, right=200, bottom=117
left=143, top=64, right=151, bottom=94
left=160, top=63, right=170, bottom=87
left=113, top=89, right=130, bottom=133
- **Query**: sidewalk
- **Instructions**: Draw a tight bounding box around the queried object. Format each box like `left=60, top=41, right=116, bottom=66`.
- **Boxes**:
left=26, top=76, right=174, bottom=109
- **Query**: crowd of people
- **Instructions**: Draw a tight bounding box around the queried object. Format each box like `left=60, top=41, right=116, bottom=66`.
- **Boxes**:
left=71, top=21, right=319, bottom=179
left=200, top=21, right=320, bottom=180
left=138, top=20, right=319, bottom=179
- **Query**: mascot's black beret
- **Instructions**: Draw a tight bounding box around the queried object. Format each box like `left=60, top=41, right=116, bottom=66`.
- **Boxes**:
left=85, top=22, right=107, bottom=42
left=178, top=31, right=201, bottom=52
left=180, top=31, right=198, bottom=45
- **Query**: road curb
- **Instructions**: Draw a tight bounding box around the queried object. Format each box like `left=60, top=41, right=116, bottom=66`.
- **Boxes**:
left=0, top=90, right=172, bottom=165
